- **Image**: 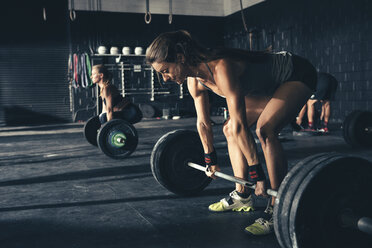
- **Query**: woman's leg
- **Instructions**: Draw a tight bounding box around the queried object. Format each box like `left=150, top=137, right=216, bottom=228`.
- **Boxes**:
left=223, top=95, right=270, bottom=194
left=323, top=100, right=331, bottom=123
left=255, top=81, right=312, bottom=205
left=296, top=104, right=307, bottom=126
left=306, top=99, right=317, bottom=129
left=209, top=95, right=271, bottom=213
left=113, top=104, right=143, bottom=124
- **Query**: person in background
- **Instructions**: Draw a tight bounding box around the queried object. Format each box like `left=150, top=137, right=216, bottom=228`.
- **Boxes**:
left=91, top=64, right=142, bottom=125
left=146, top=30, right=317, bottom=236
left=296, top=72, right=338, bottom=132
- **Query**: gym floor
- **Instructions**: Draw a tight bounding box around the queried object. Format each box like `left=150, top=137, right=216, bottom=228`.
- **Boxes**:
left=0, top=117, right=371, bottom=248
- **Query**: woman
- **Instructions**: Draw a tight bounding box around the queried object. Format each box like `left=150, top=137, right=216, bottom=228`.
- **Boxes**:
left=91, top=64, right=142, bottom=125
left=146, top=30, right=316, bottom=236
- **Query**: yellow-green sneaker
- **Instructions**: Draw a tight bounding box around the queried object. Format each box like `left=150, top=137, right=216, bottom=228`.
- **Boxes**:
left=244, top=204, right=274, bottom=236
left=208, top=190, right=254, bottom=212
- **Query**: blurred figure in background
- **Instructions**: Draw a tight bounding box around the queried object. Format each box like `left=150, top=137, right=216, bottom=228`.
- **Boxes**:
left=296, top=72, right=338, bottom=132
left=91, top=64, right=142, bottom=125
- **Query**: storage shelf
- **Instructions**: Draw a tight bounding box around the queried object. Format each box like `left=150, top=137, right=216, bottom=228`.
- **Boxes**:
left=92, top=54, right=145, bottom=57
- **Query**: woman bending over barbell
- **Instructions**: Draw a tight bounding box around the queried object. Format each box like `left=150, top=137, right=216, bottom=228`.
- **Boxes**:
left=91, top=64, right=142, bottom=125
left=146, top=30, right=316, bottom=236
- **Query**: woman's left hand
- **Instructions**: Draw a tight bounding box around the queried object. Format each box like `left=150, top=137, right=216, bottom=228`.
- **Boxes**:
left=205, top=164, right=221, bottom=179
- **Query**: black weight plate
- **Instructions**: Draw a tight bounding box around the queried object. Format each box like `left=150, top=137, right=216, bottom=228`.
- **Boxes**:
left=84, top=115, right=101, bottom=146
left=139, top=104, right=156, bottom=118
left=343, top=110, right=362, bottom=147
left=97, top=119, right=138, bottom=159
left=151, top=129, right=212, bottom=196
left=290, top=155, right=372, bottom=248
left=274, top=153, right=340, bottom=248
left=343, top=111, right=372, bottom=148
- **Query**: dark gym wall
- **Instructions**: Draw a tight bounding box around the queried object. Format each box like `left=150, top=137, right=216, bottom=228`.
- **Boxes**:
left=223, top=0, right=372, bottom=123
left=0, top=0, right=71, bottom=125
left=69, top=11, right=225, bottom=53
left=69, top=11, right=225, bottom=120
left=3, top=0, right=371, bottom=125
left=0, top=0, right=225, bottom=125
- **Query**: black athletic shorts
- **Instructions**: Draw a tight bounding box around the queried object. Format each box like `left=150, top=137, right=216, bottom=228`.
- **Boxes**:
left=286, top=55, right=318, bottom=92
left=310, top=72, right=338, bottom=101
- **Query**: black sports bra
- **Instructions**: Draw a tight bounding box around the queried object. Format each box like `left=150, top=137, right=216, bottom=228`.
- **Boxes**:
left=103, top=94, right=124, bottom=107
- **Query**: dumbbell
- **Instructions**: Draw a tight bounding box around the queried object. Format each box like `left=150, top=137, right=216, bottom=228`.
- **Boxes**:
left=84, top=116, right=138, bottom=159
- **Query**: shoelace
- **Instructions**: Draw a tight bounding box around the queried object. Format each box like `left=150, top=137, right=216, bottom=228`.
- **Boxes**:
left=223, top=191, right=237, bottom=204
left=256, top=218, right=272, bottom=227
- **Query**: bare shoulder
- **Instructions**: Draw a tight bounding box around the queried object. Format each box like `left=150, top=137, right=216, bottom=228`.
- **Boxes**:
left=214, top=58, right=244, bottom=76
left=103, top=84, right=119, bottom=96
left=187, top=77, right=206, bottom=97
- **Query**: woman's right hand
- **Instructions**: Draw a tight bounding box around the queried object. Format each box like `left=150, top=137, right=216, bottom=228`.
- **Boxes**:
left=254, top=180, right=268, bottom=197
left=205, top=164, right=221, bottom=179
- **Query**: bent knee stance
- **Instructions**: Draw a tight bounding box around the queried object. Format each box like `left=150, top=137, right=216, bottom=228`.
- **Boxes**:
left=223, top=120, right=235, bottom=141
left=255, top=126, right=277, bottom=146
left=98, top=104, right=142, bottom=125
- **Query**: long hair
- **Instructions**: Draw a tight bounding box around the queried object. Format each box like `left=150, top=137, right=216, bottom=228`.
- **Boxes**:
left=92, top=64, right=112, bottom=96
left=146, top=30, right=270, bottom=66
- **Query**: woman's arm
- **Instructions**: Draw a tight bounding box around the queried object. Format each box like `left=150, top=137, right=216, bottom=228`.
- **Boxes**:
left=214, top=59, right=259, bottom=165
left=187, top=77, right=214, bottom=153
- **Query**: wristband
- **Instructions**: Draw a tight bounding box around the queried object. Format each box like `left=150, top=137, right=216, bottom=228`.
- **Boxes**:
left=248, top=163, right=266, bottom=182
left=205, top=149, right=217, bottom=169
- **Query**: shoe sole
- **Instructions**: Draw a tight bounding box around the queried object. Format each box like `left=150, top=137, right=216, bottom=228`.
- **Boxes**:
left=208, top=206, right=254, bottom=213
left=244, top=228, right=274, bottom=236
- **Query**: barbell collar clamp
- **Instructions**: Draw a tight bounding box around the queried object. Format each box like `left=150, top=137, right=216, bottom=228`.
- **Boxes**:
left=187, top=162, right=278, bottom=198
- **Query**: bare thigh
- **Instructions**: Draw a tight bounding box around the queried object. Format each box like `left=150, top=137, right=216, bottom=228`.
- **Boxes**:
left=224, top=95, right=270, bottom=128
left=244, top=95, right=271, bottom=126
left=257, top=81, right=313, bottom=132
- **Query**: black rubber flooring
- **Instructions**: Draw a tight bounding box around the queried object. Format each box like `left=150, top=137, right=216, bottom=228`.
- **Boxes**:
left=0, top=117, right=371, bottom=248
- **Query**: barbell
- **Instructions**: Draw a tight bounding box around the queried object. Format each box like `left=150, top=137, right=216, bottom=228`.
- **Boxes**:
left=343, top=110, right=372, bottom=148
left=150, top=129, right=372, bottom=248
left=83, top=116, right=138, bottom=159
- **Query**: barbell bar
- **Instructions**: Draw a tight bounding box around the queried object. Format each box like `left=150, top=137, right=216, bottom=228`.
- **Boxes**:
left=187, top=161, right=278, bottom=197
left=187, top=161, right=372, bottom=236
left=151, top=129, right=372, bottom=248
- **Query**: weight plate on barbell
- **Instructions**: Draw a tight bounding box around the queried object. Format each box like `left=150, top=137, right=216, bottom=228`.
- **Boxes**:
left=139, top=104, right=156, bottom=118
left=281, top=153, right=346, bottom=248
left=343, top=110, right=372, bottom=148
left=97, top=119, right=138, bottom=159
left=289, top=155, right=372, bottom=248
left=150, top=130, right=212, bottom=196
left=84, top=115, right=101, bottom=146
left=273, top=153, right=337, bottom=248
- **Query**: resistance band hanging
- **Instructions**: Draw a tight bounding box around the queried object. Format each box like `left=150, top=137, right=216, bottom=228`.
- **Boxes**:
left=240, top=0, right=254, bottom=50
left=42, top=7, right=47, bottom=21
left=169, top=0, right=173, bottom=24
left=144, top=0, right=151, bottom=24
left=239, top=0, right=248, bottom=33
left=70, top=0, right=76, bottom=21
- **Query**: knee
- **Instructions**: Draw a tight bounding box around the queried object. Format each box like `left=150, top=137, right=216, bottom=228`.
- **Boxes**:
left=223, top=120, right=233, bottom=140
left=255, top=125, right=276, bottom=145
left=307, top=100, right=316, bottom=108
